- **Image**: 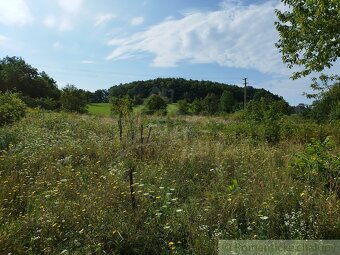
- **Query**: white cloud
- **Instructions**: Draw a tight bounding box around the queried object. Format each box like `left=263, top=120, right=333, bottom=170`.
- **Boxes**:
left=108, top=1, right=288, bottom=75
left=95, top=14, right=115, bottom=27
left=59, top=16, right=74, bottom=31
left=0, top=0, right=33, bottom=26
left=44, top=15, right=57, bottom=28
left=53, top=41, right=62, bottom=49
left=0, top=35, right=9, bottom=42
left=131, top=16, right=145, bottom=26
left=43, top=15, right=73, bottom=31
left=81, top=60, right=94, bottom=64
left=58, top=0, right=83, bottom=13
left=43, top=0, right=84, bottom=31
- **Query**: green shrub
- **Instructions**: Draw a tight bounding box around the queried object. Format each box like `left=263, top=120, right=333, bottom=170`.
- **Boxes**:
left=220, top=90, right=235, bottom=113
left=0, top=92, right=26, bottom=126
left=22, top=96, right=60, bottom=110
left=291, top=137, right=340, bottom=193
left=177, top=99, right=190, bottom=115
left=144, top=94, right=167, bottom=115
left=0, top=128, right=18, bottom=150
left=61, top=85, right=88, bottom=113
left=190, top=98, right=204, bottom=114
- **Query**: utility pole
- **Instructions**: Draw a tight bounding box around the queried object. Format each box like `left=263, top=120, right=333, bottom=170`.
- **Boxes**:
left=243, top=78, right=248, bottom=110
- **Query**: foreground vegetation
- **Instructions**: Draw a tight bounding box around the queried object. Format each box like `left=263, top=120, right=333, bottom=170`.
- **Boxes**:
left=0, top=110, right=339, bottom=254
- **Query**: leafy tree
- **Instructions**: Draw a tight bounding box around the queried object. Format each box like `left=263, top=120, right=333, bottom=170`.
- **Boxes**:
left=244, top=96, right=290, bottom=122
left=111, top=97, right=133, bottom=117
left=203, top=93, right=219, bottom=115
left=307, top=75, right=340, bottom=121
left=177, top=99, right=190, bottom=115
left=90, top=89, right=109, bottom=103
left=144, top=94, right=167, bottom=114
left=0, top=56, right=60, bottom=109
left=0, top=56, right=38, bottom=93
left=60, top=85, right=88, bottom=113
left=219, top=90, right=235, bottom=113
left=275, top=0, right=340, bottom=79
left=191, top=98, right=204, bottom=114
left=0, top=92, right=26, bottom=126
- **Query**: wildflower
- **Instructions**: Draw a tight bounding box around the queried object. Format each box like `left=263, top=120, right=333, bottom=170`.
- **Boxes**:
left=199, top=225, right=208, bottom=230
left=259, top=216, right=269, bottom=220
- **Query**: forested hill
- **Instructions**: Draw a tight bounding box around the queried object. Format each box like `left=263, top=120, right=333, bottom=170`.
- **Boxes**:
left=108, top=78, right=285, bottom=105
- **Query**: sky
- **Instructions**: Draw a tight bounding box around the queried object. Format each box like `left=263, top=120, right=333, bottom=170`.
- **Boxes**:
left=0, top=0, right=338, bottom=105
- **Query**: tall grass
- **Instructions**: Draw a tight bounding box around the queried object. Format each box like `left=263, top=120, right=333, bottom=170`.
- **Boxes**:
left=0, top=110, right=339, bottom=254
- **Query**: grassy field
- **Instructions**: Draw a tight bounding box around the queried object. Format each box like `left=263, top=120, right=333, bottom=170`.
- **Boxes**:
left=88, top=103, right=111, bottom=116
left=88, top=103, right=179, bottom=117
left=0, top=110, right=339, bottom=254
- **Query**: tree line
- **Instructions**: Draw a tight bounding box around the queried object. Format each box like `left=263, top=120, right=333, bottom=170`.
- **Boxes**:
left=0, top=56, right=108, bottom=111
left=0, top=55, right=338, bottom=123
left=108, top=77, right=283, bottom=106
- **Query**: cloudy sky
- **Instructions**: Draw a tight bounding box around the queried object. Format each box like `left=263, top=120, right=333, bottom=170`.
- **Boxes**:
left=0, top=0, right=338, bottom=105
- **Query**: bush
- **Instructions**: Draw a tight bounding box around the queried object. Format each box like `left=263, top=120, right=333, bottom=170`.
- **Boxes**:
left=22, top=96, right=60, bottom=110
left=190, top=98, right=204, bottom=114
left=0, top=92, right=26, bottom=126
left=203, top=93, right=219, bottom=115
left=177, top=99, right=190, bottom=115
left=144, top=94, right=167, bottom=115
left=61, top=85, right=88, bottom=113
left=291, top=137, right=340, bottom=193
left=220, top=90, right=235, bottom=113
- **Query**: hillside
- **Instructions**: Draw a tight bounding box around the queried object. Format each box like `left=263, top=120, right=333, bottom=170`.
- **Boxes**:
left=108, top=78, right=286, bottom=105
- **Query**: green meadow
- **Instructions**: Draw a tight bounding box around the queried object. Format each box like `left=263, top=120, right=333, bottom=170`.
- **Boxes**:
left=88, top=103, right=112, bottom=116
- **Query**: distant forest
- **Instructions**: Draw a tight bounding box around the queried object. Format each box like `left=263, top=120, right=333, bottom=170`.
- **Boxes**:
left=108, top=78, right=285, bottom=106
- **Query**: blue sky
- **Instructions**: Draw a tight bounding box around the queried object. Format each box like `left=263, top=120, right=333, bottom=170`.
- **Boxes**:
left=0, top=0, right=338, bottom=105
